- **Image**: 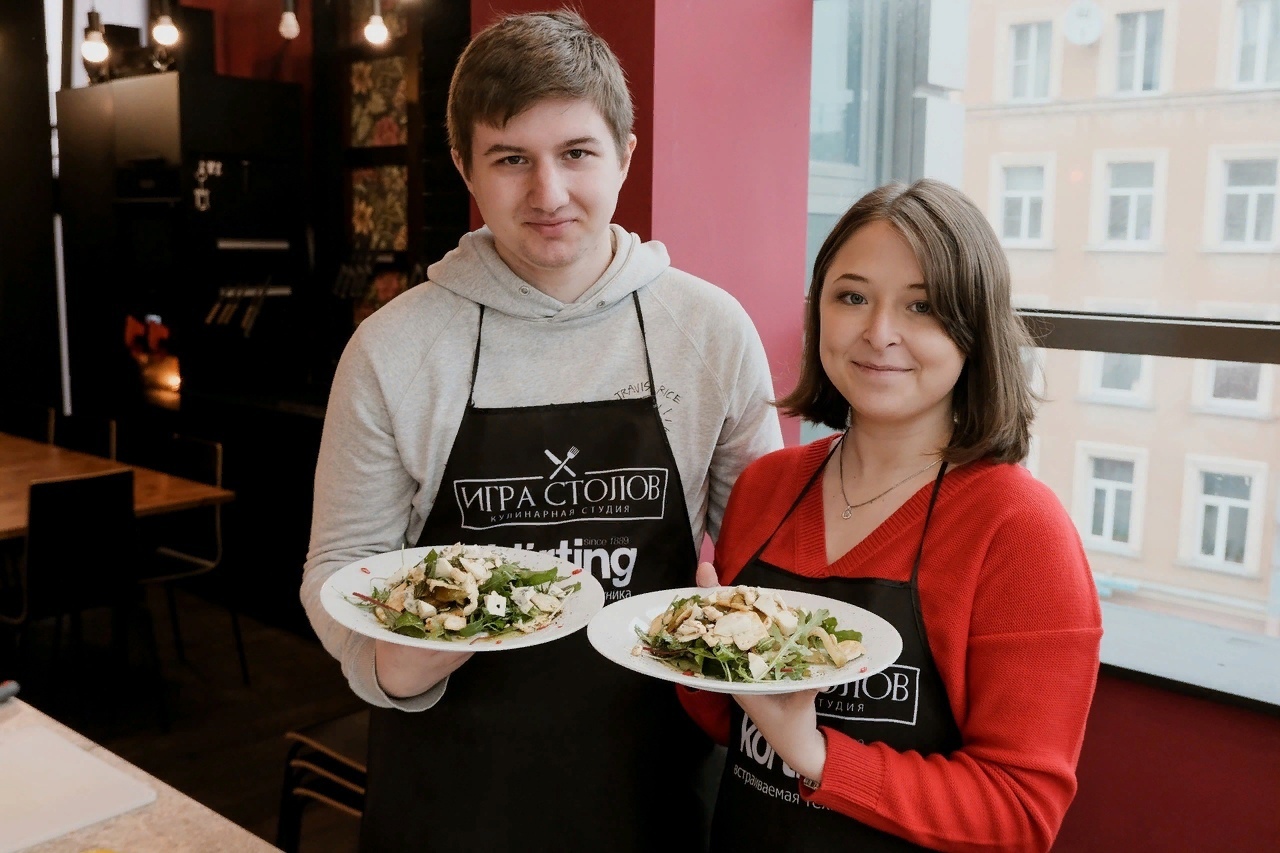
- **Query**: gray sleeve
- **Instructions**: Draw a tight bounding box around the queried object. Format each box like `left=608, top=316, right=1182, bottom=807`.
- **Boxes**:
left=299, top=336, right=447, bottom=711
left=706, top=311, right=784, bottom=541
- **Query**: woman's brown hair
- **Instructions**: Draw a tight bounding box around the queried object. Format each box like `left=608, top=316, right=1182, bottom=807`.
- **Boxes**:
left=778, top=179, right=1037, bottom=465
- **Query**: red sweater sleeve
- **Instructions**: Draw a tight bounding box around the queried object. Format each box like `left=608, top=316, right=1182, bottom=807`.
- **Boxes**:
left=803, top=472, right=1102, bottom=853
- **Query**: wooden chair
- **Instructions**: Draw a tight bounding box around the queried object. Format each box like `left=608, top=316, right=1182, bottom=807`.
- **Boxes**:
left=275, top=710, right=369, bottom=853
left=0, top=469, right=166, bottom=726
left=0, top=400, right=55, bottom=443
left=52, top=412, right=118, bottom=459
left=134, top=434, right=249, bottom=684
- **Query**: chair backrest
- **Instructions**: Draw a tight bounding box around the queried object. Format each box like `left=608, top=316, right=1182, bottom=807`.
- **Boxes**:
left=52, top=413, right=118, bottom=459
left=149, top=434, right=223, bottom=564
left=0, top=401, right=55, bottom=443
left=23, top=469, right=137, bottom=620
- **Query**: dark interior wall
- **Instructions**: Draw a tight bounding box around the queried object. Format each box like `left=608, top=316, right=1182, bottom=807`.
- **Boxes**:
left=1056, top=670, right=1280, bottom=851
left=0, top=0, right=61, bottom=406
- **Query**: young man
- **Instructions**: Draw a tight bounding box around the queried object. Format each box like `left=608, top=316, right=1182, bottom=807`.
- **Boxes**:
left=301, top=11, right=782, bottom=851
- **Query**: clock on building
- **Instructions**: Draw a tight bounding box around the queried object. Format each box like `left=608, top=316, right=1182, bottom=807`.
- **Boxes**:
left=1064, top=0, right=1104, bottom=47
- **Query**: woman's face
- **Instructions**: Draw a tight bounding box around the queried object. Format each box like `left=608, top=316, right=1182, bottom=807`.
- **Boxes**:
left=819, top=220, right=965, bottom=431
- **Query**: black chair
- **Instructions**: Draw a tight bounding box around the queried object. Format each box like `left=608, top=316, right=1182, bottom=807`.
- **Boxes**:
left=52, top=412, right=118, bottom=459
left=0, top=400, right=55, bottom=443
left=276, top=710, right=369, bottom=853
left=135, top=433, right=249, bottom=685
left=0, top=469, right=166, bottom=726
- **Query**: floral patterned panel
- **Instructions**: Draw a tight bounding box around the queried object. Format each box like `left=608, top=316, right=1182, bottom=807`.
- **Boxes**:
left=350, top=57, right=408, bottom=147
left=350, top=0, right=410, bottom=42
left=350, top=166, right=408, bottom=251
left=354, top=270, right=409, bottom=325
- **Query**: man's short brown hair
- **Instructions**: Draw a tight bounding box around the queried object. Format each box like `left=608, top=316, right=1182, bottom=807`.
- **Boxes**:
left=447, top=10, right=634, bottom=171
left=777, top=179, right=1038, bottom=465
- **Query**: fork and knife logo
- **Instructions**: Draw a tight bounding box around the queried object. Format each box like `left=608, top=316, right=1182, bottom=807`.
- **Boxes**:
left=543, top=446, right=579, bottom=479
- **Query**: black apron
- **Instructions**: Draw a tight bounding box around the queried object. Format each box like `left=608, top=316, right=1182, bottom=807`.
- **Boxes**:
left=712, top=445, right=961, bottom=852
left=361, top=294, right=712, bottom=852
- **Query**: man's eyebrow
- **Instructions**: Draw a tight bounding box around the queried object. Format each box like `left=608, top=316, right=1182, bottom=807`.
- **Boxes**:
left=481, top=136, right=604, bottom=157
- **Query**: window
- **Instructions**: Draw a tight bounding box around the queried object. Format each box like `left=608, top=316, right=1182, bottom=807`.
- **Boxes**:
left=1180, top=456, right=1268, bottom=575
left=1079, top=301, right=1155, bottom=405
left=1010, top=22, right=1052, bottom=100
left=1235, top=0, right=1280, bottom=87
left=1106, top=162, right=1155, bottom=241
left=1116, top=10, right=1164, bottom=93
left=1192, top=304, right=1276, bottom=417
left=1222, top=158, right=1277, bottom=245
left=1002, top=166, right=1044, bottom=241
left=1074, top=443, right=1148, bottom=557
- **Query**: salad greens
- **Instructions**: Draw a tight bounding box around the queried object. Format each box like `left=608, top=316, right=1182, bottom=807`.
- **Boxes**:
left=350, top=543, right=581, bottom=641
left=634, top=586, right=864, bottom=683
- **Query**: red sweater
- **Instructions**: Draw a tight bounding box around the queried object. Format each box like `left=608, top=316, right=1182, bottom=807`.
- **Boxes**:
left=680, top=436, right=1102, bottom=852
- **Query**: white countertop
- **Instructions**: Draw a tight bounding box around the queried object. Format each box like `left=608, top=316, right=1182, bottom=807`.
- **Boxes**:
left=0, top=698, right=279, bottom=853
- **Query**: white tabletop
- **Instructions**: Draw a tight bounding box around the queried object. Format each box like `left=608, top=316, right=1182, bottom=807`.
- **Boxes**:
left=0, top=698, right=278, bottom=853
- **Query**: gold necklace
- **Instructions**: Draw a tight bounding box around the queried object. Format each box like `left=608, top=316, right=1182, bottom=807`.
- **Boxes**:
left=836, top=435, right=941, bottom=519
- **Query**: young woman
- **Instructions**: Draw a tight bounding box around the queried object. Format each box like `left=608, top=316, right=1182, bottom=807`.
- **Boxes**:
left=681, top=179, right=1102, bottom=852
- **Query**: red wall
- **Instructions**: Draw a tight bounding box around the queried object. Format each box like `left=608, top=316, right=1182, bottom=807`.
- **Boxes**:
left=180, top=0, right=313, bottom=92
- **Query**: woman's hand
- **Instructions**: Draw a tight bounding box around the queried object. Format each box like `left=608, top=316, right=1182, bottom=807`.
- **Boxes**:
left=696, top=561, right=719, bottom=588
left=374, top=641, right=473, bottom=699
left=732, top=689, right=827, bottom=783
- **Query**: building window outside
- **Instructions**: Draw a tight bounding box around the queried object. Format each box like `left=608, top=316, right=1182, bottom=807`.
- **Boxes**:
left=1235, top=0, right=1280, bottom=87
left=1116, top=10, right=1164, bottom=93
left=1106, top=161, right=1156, bottom=242
left=1192, top=303, right=1276, bottom=417
left=1002, top=165, right=1044, bottom=241
left=1180, top=456, right=1268, bottom=576
left=1074, top=443, right=1147, bottom=557
left=1010, top=21, right=1052, bottom=100
left=1222, top=158, right=1277, bottom=245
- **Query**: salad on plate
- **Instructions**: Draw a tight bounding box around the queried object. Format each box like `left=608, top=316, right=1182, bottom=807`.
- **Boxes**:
left=350, top=543, right=582, bottom=641
left=633, top=585, right=864, bottom=683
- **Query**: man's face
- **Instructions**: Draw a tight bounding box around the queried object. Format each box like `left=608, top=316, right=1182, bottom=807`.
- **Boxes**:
left=454, top=98, right=636, bottom=298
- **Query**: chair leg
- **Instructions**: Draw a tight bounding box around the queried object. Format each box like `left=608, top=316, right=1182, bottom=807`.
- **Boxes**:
left=135, top=604, right=170, bottom=733
left=164, top=584, right=186, bottom=664
left=276, top=758, right=305, bottom=853
left=228, top=607, right=250, bottom=686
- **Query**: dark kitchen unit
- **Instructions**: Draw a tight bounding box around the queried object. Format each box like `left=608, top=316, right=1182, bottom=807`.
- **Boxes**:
left=56, top=71, right=326, bottom=632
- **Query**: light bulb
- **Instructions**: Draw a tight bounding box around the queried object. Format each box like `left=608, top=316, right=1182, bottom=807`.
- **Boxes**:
left=279, top=11, right=300, bottom=40
left=82, top=30, right=109, bottom=63
left=364, top=14, right=389, bottom=45
left=152, top=14, right=180, bottom=47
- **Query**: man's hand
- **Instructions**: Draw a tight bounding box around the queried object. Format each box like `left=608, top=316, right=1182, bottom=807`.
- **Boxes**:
left=732, top=690, right=827, bottom=783
left=374, top=641, right=473, bottom=699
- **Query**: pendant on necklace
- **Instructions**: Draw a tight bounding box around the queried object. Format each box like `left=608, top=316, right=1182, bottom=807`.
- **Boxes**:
left=841, top=506, right=853, bottom=520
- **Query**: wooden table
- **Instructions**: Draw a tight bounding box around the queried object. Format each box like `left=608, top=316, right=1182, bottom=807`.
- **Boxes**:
left=0, top=432, right=235, bottom=541
left=0, top=697, right=279, bottom=852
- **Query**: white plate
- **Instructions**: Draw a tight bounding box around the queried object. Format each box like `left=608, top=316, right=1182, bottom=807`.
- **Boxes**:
left=320, top=545, right=605, bottom=652
left=587, top=586, right=903, bottom=695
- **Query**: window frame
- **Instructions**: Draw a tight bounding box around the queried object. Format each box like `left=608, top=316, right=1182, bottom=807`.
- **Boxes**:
left=1191, top=303, right=1277, bottom=418
left=1090, top=149, right=1168, bottom=250
left=1078, top=300, right=1157, bottom=407
left=1073, top=441, right=1149, bottom=558
left=989, top=152, right=1056, bottom=248
left=1178, top=454, right=1269, bottom=577
left=1114, top=9, right=1167, bottom=95
left=1204, top=145, right=1279, bottom=251
left=1007, top=20, right=1054, bottom=102
left=1232, top=0, right=1280, bottom=89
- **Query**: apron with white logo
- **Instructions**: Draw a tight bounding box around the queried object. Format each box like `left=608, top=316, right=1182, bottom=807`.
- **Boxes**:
left=711, top=448, right=960, bottom=852
left=360, top=294, right=711, bottom=852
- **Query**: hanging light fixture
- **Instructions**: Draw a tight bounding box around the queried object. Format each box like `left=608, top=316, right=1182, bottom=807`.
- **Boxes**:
left=364, top=0, right=389, bottom=46
left=152, top=0, right=180, bottom=48
left=81, top=9, right=110, bottom=64
left=279, top=0, right=301, bottom=40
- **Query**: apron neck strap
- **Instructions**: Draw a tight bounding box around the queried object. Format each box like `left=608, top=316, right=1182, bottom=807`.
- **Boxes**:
left=909, top=461, right=949, bottom=583
left=741, top=439, right=838, bottom=568
left=469, top=294, right=656, bottom=407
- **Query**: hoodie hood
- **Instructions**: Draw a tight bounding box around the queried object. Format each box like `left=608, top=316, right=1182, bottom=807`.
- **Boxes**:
left=426, top=225, right=671, bottom=322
